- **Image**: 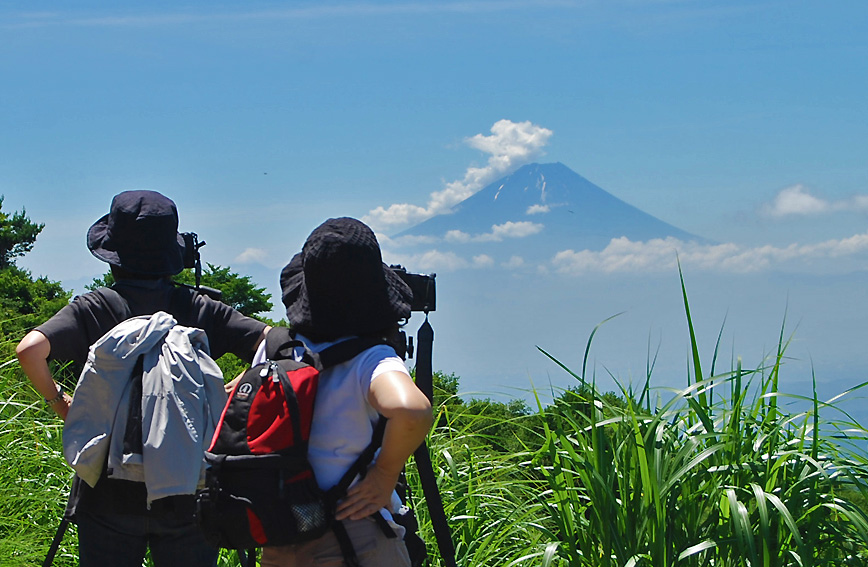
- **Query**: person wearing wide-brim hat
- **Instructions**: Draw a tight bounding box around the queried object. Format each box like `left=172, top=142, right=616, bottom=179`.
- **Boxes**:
left=260, top=217, right=432, bottom=567
left=16, top=190, right=270, bottom=567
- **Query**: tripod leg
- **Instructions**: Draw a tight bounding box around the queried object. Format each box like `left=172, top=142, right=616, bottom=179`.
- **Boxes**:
left=414, top=441, right=457, bottom=567
left=42, top=518, right=70, bottom=567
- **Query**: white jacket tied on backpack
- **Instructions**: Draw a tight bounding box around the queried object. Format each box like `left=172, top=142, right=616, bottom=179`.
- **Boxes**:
left=63, top=311, right=228, bottom=504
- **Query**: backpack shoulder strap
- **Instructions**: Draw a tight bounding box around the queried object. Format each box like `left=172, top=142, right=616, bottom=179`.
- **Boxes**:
left=264, top=330, right=388, bottom=369
left=317, top=337, right=389, bottom=370
left=263, top=326, right=298, bottom=361
left=327, top=416, right=388, bottom=499
left=325, top=417, right=393, bottom=566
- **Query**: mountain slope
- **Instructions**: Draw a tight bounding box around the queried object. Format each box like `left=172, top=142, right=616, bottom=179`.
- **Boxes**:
left=395, top=162, right=705, bottom=254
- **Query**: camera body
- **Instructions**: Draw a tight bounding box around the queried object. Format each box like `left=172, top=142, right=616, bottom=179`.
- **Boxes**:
left=391, top=265, right=436, bottom=313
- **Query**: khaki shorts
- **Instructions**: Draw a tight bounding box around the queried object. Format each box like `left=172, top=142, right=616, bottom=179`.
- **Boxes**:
left=260, top=517, right=411, bottom=567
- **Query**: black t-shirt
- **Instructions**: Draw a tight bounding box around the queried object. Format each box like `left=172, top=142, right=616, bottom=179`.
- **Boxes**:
left=37, top=278, right=266, bottom=365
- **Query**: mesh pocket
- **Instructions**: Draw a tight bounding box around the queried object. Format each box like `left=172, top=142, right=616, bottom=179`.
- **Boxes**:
left=279, top=475, right=330, bottom=540
left=291, top=499, right=328, bottom=533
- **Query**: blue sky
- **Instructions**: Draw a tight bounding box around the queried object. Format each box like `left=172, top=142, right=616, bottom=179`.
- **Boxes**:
left=2, top=1, right=867, bottom=403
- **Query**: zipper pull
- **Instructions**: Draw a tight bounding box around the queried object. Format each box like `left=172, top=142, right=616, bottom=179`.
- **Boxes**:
left=269, top=361, right=282, bottom=383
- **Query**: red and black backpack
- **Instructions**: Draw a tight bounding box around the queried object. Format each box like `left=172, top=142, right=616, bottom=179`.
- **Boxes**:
left=195, top=327, right=392, bottom=565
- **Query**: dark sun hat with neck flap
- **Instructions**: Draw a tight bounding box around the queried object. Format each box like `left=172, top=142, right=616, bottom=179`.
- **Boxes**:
left=87, top=190, right=186, bottom=276
left=280, top=217, right=412, bottom=340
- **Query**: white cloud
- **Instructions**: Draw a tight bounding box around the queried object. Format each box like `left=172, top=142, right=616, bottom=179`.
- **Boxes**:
left=380, top=233, right=440, bottom=248
left=364, top=203, right=431, bottom=231
left=473, top=254, right=495, bottom=268
left=385, top=230, right=868, bottom=276
left=764, top=185, right=830, bottom=217
left=443, top=221, right=543, bottom=244
left=234, top=247, right=269, bottom=264
left=364, top=119, right=553, bottom=231
left=465, top=119, right=553, bottom=164
left=491, top=221, right=543, bottom=240
left=764, top=184, right=868, bottom=218
left=383, top=249, right=469, bottom=272
left=526, top=204, right=550, bottom=215
left=503, top=255, right=525, bottom=269
left=552, top=232, right=868, bottom=275
left=443, top=230, right=470, bottom=243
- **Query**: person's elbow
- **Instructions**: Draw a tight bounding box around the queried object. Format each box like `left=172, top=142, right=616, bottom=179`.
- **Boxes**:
left=404, top=401, right=434, bottom=431
left=16, top=330, right=50, bottom=366
left=391, top=398, right=434, bottom=442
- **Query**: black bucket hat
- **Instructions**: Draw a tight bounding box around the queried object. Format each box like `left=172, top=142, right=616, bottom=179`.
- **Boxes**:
left=87, top=190, right=186, bottom=276
left=280, top=217, right=412, bottom=339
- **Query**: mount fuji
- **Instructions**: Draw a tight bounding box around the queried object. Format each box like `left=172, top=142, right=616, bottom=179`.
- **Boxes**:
left=393, top=162, right=706, bottom=260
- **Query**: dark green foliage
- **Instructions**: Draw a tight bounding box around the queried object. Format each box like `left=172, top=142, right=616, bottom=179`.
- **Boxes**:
left=86, top=272, right=114, bottom=290
left=0, top=197, right=43, bottom=270
left=0, top=200, right=70, bottom=340
left=431, top=370, right=632, bottom=457
left=429, top=370, right=543, bottom=455
left=432, top=371, right=462, bottom=412
left=174, top=263, right=272, bottom=318
left=544, top=385, right=627, bottom=439
left=0, top=266, right=70, bottom=340
left=461, top=398, right=536, bottom=454
left=215, top=353, right=250, bottom=384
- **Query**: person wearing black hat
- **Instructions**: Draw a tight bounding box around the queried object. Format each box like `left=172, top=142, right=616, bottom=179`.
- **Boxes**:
left=258, top=217, right=432, bottom=567
left=16, top=190, right=269, bottom=567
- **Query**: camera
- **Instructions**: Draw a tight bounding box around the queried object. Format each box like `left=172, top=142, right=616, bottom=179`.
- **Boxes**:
left=178, top=232, right=223, bottom=301
left=387, top=266, right=435, bottom=361
left=391, top=265, right=436, bottom=313
left=180, top=232, right=205, bottom=270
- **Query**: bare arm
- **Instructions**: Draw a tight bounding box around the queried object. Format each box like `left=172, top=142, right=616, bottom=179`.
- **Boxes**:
left=16, top=330, right=72, bottom=420
left=336, top=370, right=433, bottom=521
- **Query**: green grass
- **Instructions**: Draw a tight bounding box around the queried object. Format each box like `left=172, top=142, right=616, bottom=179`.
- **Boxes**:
left=0, top=347, right=73, bottom=566
left=405, top=272, right=868, bottom=566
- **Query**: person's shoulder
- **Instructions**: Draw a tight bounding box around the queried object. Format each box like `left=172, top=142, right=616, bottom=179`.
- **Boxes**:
left=35, top=289, right=111, bottom=346
left=185, top=289, right=266, bottom=337
left=65, top=287, right=114, bottom=312
left=352, top=343, right=408, bottom=375
left=360, top=342, right=401, bottom=360
left=74, top=287, right=111, bottom=301
left=178, top=287, right=226, bottom=316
